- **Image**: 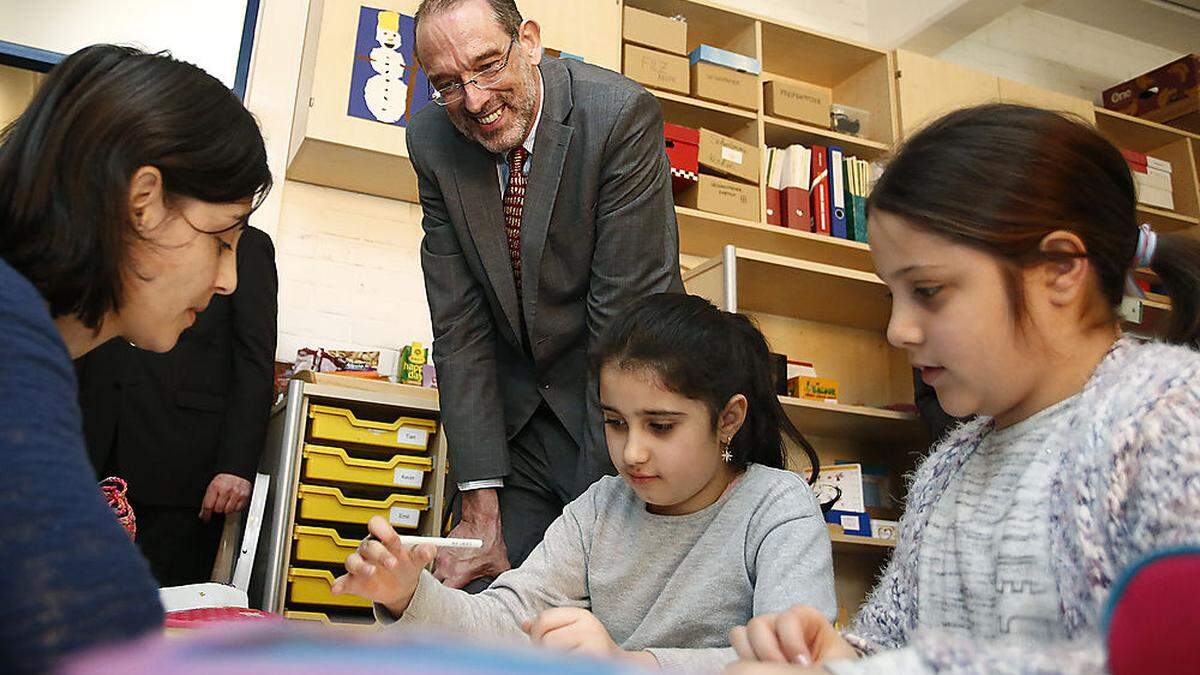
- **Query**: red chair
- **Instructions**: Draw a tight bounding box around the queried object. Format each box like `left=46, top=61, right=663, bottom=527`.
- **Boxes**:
left=1104, top=547, right=1200, bottom=675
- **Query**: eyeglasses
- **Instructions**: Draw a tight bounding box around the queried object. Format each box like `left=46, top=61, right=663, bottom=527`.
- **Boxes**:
left=429, top=37, right=518, bottom=107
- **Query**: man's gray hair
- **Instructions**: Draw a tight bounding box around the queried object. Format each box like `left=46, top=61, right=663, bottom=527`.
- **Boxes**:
left=413, top=0, right=524, bottom=63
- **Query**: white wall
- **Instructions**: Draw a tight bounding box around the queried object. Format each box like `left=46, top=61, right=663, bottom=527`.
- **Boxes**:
left=0, top=0, right=249, bottom=88
left=934, top=6, right=1182, bottom=103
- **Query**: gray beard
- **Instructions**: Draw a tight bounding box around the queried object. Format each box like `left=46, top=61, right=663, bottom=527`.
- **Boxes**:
left=447, top=64, right=539, bottom=155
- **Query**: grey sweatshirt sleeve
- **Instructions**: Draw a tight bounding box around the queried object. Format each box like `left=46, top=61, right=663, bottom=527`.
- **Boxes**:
left=376, top=497, right=593, bottom=637
left=748, top=474, right=838, bottom=619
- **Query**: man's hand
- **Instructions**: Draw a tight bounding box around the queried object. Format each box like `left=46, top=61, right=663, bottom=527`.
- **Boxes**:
left=199, top=473, right=252, bottom=522
left=434, top=488, right=511, bottom=588
left=330, top=516, right=436, bottom=616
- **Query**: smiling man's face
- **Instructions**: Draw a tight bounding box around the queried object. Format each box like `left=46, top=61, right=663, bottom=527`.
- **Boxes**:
left=416, top=0, right=542, bottom=154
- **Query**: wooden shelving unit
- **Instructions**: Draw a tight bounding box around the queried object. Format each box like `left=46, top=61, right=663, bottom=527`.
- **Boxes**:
left=1094, top=106, right=1200, bottom=239
left=779, top=397, right=925, bottom=445
left=828, top=525, right=897, bottom=554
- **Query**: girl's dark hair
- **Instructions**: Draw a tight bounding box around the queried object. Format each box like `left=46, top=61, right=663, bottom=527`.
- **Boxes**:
left=592, top=293, right=820, bottom=482
left=0, top=44, right=273, bottom=328
left=869, top=103, right=1200, bottom=347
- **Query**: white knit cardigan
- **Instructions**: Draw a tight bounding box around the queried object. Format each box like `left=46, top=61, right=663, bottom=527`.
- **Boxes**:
left=841, top=335, right=1200, bottom=673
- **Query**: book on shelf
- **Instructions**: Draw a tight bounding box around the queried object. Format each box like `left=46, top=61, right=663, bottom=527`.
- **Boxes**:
left=829, top=146, right=848, bottom=239
left=765, top=147, right=784, bottom=226
left=780, top=144, right=812, bottom=230
left=810, top=144, right=830, bottom=235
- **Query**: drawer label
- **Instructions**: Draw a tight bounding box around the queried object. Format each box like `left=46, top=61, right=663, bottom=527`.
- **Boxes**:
left=389, top=506, right=420, bottom=529
left=397, top=427, right=429, bottom=447
left=393, top=467, right=424, bottom=488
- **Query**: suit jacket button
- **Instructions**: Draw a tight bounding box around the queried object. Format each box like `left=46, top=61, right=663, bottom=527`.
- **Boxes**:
left=541, top=382, right=550, bottom=390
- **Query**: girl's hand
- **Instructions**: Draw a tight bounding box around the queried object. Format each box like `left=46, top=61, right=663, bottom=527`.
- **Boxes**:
left=330, top=515, right=436, bottom=616
left=730, top=605, right=857, bottom=666
left=523, top=607, right=626, bottom=657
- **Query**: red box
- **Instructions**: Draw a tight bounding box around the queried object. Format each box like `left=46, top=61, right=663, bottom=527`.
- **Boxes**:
left=1103, top=54, right=1200, bottom=133
left=664, top=123, right=700, bottom=193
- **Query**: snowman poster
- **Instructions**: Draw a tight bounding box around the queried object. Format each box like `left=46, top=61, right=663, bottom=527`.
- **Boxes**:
left=347, top=6, right=432, bottom=126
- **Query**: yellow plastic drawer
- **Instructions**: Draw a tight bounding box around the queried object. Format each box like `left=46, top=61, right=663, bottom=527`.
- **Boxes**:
left=288, top=567, right=371, bottom=609
left=297, top=484, right=429, bottom=529
left=302, top=443, right=432, bottom=491
left=308, top=404, right=436, bottom=452
left=293, top=524, right=360, bottom=565
left=284, top=610, right=377, bottom=628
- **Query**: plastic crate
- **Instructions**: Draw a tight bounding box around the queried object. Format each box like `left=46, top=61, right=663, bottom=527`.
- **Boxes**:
left=308, top=404, right=436, bottom=452
left=297, top=484, right=428, bottom=529
left=293, top=524, right=360, bottom=565
left=287, top=567, right=371, bottom=609
left=302, top=444, right=432, bottom=491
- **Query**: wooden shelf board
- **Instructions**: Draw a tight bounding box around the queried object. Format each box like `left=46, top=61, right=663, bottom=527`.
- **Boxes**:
left=779, top=396, right=926, bottom=444
left=1095, top=107, right=1200, bottom=150
left=650, top=89, right=758, bottom=121
left=1136, top=205, right=1199, bottom=233
left=724, top=248, right=891, bottom=332
left=763, top=114, right=891, bottom=159
left=675, top=206, right=875, bottom=271
left=760, top=21, right=885, bottom=86
left=828, top=524, right=896, bottom=554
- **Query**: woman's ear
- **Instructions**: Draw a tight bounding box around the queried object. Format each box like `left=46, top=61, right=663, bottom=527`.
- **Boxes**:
left=1037, top=230, right=1091, bottom=308
left=127, top=166, right=165, bottom=234
left=717, top=394, right=748, bottom=443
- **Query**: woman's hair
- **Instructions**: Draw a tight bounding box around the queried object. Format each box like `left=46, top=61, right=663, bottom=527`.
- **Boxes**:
left=592, top=293, right=820, bottom=482
left=0, top=44, right=273, bottom=328
left=869, top=103, right=1200, bottom=347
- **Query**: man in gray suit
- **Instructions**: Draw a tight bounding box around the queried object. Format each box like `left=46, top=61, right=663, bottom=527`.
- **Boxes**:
left=409, top=0, right=682, bottom=591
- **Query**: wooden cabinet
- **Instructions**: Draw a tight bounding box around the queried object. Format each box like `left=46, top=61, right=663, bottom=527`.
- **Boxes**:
left=287, top=0, right=424, bottom=203
left=893, top=49, right=1000, bottom=138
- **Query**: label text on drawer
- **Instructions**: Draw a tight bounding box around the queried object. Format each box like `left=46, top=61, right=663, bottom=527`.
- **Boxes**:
left=389, top=506, right=420, bottom=528
left=398, top=428, right=429, bottom=446
left=393, top=467, right=424, bottom=488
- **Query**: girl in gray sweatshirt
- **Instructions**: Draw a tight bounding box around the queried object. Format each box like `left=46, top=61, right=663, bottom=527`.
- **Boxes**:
left=333, top=293, right=837, bottom=672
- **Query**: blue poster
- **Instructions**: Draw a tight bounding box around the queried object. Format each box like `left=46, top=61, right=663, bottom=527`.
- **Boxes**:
left=347, top=6, right=433, bottom=126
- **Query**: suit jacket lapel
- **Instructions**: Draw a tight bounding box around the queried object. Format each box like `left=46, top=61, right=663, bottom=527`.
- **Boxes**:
left=521, top=59, right=574, bottom=336
left=453, top=139, right=524, bottom=345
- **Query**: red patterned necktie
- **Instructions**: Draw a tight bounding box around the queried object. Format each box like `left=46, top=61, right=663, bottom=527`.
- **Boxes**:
left=503, top=146, right=529, bottom=295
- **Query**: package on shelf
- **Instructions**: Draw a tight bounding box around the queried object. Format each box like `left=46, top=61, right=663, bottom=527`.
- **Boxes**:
left=764, top=78, right=831, bottom=128
left=697, top=128, right=759, bottom=184
left=622, top=6, right=687, bottom=56
left=855, top=463, right=896, bottom=511
left=623, top=43, right=689, bottom=95
left=688, top=45, right=760, bottom=110
left=396, top=341, right=430, bottom=386
left=1103, top=54, right=1200, bottom=131
left=830, top=103, right=870, bottom=138
left=825, top=509, right=872, bottom=537
left=816, top=463, right=865, bottom=512
left=675, top=173, right=758, bottom=221
left=664, top=123, right=701, bottom=193
left=870, top=518, right=899, bottom=543
left=295, top=348, right=383, bottom=379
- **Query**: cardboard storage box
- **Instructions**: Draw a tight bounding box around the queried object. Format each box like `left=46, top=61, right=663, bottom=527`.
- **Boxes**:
left=623, top=6, right=687, bottom=56
left=691, top=62, right=758, bottom=111
left=677, top=174, right=759, bottom=221
left=689, top=45, right=760, bottom=111
left=764, top=79, right=831, bottom=128
left=624, top=43, right=689, bottom=95
left=1103, top=54, right=1200, bottom=133
left=697, top=128, right=759, bottom=184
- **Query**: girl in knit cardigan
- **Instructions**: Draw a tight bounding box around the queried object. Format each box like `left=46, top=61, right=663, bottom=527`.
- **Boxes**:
left=728, top=103, right=1200, bottom=674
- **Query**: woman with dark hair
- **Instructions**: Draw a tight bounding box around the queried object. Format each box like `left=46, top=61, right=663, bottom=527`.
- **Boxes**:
left=729, top=103, right=1200, bottom=673
left=0, top=44, right=271, bottom=672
